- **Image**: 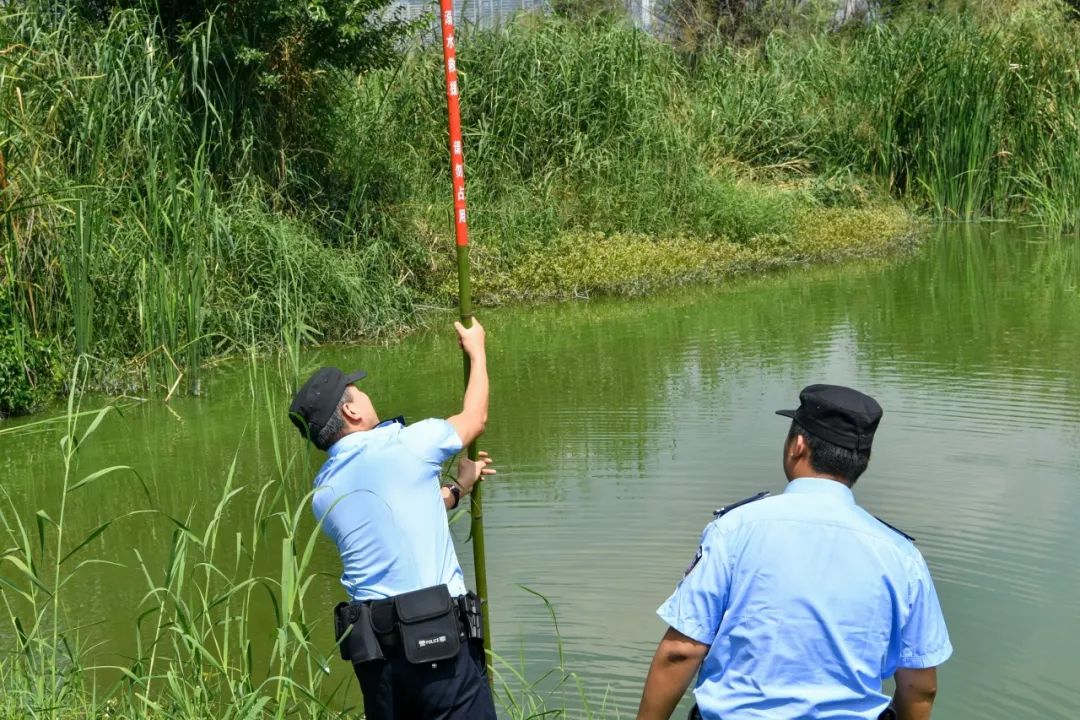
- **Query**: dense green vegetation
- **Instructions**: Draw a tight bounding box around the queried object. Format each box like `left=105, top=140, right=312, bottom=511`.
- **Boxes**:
left=1, top=0, right=1078, bottom=414
left=683, top=3, right=1080, bottom=229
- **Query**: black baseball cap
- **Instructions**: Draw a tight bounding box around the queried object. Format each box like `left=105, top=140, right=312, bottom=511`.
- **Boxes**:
left=776, top=384, right=883, bottom=452
left=289, top=367, right=366, bottom=443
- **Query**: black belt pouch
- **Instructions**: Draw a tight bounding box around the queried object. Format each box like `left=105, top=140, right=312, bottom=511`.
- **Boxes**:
left=334, top=601, right=384, bottom=664
left=458, top=591, right=484, bottom=641
left=393, top=585, right=461, bottom=664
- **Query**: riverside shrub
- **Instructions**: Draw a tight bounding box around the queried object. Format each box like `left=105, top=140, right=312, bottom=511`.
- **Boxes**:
left=0, top=330, right=63, bottom=417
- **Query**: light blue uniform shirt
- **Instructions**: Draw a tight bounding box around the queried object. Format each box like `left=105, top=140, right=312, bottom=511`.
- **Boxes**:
left=659, top=477, right=952, bottom=720
left=311, top=418, right=467, bottom=601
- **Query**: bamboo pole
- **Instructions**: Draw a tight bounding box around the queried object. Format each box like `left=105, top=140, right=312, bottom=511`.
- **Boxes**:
left=437, top=0, right=493, bottom=677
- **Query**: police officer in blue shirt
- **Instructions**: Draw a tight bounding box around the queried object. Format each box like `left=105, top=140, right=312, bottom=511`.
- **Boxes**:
left=289, top=320, right=497, bottom=720
left=636, top=385, right=952, bottom=720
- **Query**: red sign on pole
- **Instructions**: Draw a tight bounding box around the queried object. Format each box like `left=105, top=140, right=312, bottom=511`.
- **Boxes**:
left=439, top=3, right=469, bottom=248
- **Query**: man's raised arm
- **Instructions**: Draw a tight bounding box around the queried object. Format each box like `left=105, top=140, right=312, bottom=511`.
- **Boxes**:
left=448, top=319, right=488, bottom=447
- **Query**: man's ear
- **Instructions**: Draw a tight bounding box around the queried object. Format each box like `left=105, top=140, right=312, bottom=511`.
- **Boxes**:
left=789, top=433, right=809, bottom=462
left=340, top=399, right=364, bottom=424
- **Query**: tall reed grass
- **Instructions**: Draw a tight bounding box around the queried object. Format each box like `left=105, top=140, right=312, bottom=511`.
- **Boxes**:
left=349, top=17, right=800, bottom=260
left=0, top=5, right=414, bottom=408
left=687, top=3, right=1080, bottom=230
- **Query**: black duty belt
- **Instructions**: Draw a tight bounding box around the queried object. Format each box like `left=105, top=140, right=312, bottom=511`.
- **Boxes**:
left=334, top=584, right=483, bottom=666
left=689, top=703, right=897, bottom=719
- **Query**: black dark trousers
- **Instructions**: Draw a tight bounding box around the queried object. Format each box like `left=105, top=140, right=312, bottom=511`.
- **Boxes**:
left=353, top=639, right=497, bottom=720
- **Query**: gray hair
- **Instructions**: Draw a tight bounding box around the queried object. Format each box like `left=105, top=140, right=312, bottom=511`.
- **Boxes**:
left=314, top=391, right=349, bottom=451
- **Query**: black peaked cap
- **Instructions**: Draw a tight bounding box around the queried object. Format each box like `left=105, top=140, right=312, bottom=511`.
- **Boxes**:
left=777, top=384, right=883, bottom=452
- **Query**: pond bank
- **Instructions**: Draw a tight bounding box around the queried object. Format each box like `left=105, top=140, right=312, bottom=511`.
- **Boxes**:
left=460, top=205, right=919, bottom=303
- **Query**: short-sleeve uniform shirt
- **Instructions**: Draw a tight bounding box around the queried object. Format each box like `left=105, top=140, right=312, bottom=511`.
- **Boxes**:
left=312, top=418, right=467, bottom=601
left=659, top=477, right=952, bottom=720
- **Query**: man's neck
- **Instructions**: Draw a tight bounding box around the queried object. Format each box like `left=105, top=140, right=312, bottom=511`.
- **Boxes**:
left=339, top=422, right=374, bottom=441
left=786, top=466, right=850, bottom=487
left=804, top=475, right=850, bottom=487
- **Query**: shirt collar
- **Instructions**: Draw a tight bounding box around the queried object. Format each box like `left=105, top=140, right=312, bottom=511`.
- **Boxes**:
left=783, top=477, right=856, bottom=504
left=325, top=417, right=405, bottom=458
left=326, top=430, right=366, bottom=458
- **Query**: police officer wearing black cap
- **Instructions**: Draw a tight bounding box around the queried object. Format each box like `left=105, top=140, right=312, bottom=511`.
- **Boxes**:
left=289, top=320, right=497, bottom=720
left=637, top=384, right=952, bottom=720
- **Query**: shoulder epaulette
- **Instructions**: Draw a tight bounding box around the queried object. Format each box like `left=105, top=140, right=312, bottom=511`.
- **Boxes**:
left=873, top=515, right=915, bottom=542
left=713, top=491, right=770, bottom=519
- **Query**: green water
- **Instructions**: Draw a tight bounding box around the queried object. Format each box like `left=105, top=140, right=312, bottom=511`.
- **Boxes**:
left=3, top=225, right=1079, bottom=718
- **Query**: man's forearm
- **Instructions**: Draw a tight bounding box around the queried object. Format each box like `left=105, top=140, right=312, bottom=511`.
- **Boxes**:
left=448, top=320, right=489, bottom=447
left=637, top=657, right=699, bottom=720
left=448, top=351, right=488, bottom=447
left=893, top=694, right=934, bottom=720
left=637, top=631, right=705, bottom=720
left=462, top=353, right=488, bottom=422
left=893, top=667, right=938, bottom=720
